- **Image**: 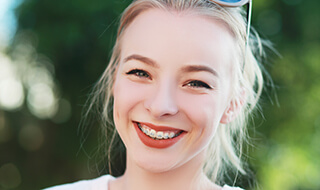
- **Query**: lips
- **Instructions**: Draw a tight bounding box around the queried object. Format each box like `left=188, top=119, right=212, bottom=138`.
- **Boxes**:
left=133, top=121, right=186, bottom=149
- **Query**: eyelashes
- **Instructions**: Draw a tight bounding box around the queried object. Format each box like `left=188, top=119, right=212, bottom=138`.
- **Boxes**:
left=183, top=80, right=213, bottom=89
left=126, top=68, right=213, bottom=90
left=126, top=69, right=150, bottom=78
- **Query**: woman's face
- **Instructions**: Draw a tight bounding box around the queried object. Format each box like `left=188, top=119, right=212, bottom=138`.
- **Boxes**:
left=113, top=9, right=237, bottom=173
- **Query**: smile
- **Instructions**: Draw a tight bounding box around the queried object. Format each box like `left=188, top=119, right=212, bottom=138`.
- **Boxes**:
left=133, top=121, right=186, bottom=149
left=137, top=122, right=183, bottom=140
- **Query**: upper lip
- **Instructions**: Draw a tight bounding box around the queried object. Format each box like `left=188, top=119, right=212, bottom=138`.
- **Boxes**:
left=134, top=121, right=186, bottom=132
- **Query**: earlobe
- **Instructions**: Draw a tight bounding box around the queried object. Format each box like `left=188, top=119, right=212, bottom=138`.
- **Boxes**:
left=220, top=106, right=235, bottom=124
left=220, top=88, right=246, bottom=124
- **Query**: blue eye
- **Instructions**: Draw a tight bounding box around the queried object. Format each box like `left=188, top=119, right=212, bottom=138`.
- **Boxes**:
left=126, top=69, right=150, bottom=78
left=185, top=80, right=212, bottom=89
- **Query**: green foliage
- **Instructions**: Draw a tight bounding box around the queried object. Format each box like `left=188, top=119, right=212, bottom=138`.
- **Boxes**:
left=0, top=0, right=319, bottom=189
left=250, top=0, right=320, bottom=189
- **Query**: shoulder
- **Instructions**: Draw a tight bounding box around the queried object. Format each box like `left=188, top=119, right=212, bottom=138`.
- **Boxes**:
left=222, top=185, right=244, bottom=190
left=43, top=175, right=115, bottom=190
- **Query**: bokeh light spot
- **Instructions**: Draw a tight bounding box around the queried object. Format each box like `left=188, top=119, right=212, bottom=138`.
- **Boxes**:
left=0, top=163, right=21, bottom=189
left=25, top=66, right=54, bottom=89
left=0, top=78, right=24, bottom=110
left=0, top=53, right=16, bottom=80
left=27, top=83, right=57, bottom=119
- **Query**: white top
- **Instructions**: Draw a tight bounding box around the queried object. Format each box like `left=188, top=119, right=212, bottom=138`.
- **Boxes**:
left=43, top=175, right=244, bottom=190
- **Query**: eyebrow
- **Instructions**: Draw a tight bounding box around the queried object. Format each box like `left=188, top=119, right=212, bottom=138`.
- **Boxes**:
left=124, top=54, right=159, bottom=68
left=181, top=65, right=219, bottom=77
left=124, top=54, right=218, bottom=77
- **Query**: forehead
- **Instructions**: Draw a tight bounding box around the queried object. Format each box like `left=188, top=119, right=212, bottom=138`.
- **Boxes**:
left=120, top=8, right=236, bottom=73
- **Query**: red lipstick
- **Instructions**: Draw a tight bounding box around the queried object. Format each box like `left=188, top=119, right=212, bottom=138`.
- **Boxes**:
left=133, top=122, right=185, bottom=149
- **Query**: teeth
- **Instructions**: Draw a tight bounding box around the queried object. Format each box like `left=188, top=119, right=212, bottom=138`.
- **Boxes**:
left=156, top=131, right=164, bottom=139
left=142, top=127, right=149, bottom=135
left=169, top=132, right=175, bottom=138
left=138, top=123, right=181, bottom=140
left=163, top=133, right=169, bottom=139
left=149, top=129, right=156, bottom=138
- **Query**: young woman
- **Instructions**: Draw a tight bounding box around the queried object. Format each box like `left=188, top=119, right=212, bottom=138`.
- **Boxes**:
left=45, top=0, right=268, bottom=189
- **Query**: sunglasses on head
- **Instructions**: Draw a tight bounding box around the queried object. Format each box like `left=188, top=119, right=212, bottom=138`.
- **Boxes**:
left=210, top=0, right=252, bottom=70
left=210, top=0, right=252, bottom=41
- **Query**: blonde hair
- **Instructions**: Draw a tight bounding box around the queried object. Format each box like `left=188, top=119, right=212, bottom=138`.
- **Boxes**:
left=86, top=0, right=268, bottom=184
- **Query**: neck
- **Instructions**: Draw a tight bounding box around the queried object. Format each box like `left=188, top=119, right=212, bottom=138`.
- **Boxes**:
left=111, top=151, right=220, bottom=190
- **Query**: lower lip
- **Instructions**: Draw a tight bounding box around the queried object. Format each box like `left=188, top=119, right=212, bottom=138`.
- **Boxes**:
left=133, top=122, right=185, bottom=149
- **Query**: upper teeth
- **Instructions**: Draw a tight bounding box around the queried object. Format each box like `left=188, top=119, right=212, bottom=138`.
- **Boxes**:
left=138, top=123, right=179, bottom=140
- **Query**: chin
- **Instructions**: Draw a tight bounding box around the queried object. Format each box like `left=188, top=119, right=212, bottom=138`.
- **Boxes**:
left=139, top=155, right=177, bottom=173
left=137, top=161, right=172, bottom=173
left=129, top=147, right=182, bottom=173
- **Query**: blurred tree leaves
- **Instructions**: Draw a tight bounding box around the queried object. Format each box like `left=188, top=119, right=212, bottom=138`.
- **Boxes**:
left=1, top=0, right=130, bottom=189
left=251, top=0, right=320, bottom=189
left=0, top=0, right=319, bottom=189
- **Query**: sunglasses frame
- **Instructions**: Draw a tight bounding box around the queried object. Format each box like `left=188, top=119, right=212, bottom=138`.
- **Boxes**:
left=209, top=0, right=252, bottom=70
left=209, top=0, right=250, bottom=7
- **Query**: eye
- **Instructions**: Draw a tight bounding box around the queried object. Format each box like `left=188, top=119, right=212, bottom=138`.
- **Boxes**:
left=126, top=69, right=150, bottom=78
left=184, top=80, right=213, bottom=89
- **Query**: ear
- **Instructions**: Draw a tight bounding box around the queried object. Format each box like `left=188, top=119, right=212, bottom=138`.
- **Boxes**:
left=220, top=89, right=246, bottom=124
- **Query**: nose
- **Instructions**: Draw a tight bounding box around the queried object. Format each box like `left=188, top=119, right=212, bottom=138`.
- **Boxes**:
left=144, top=81, right=179, bottom=118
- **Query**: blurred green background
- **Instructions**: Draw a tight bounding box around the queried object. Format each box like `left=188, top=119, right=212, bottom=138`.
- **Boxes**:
left=0, top=0, right=319, bottom=189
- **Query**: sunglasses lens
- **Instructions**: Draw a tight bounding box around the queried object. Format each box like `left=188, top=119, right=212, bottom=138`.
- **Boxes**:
left=211, top=0, right=248, bottom=6
left=217, top=0, right=242, bottom=2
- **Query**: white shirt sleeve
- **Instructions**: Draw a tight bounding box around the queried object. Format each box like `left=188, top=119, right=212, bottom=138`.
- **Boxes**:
left=43, top=175, right=114, bottom=190
left=222, top=184, right=244, bottom=190
left=44, top=175, right=243, bottom=190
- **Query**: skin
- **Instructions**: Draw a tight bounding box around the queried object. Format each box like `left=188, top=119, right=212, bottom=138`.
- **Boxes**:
left=110, top=8, right=238, bottom=190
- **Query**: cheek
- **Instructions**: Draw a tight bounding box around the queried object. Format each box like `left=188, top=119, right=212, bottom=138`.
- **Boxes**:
left=178, top=93, right=227, bottom=144
left=113, top=79, right=132, bottom=119
left=181, top=94, right=225, bottom=124
left=113, top=78, right=149, bottom=121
